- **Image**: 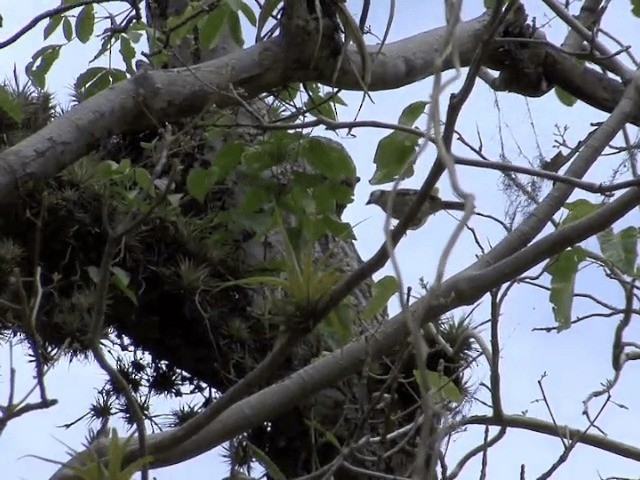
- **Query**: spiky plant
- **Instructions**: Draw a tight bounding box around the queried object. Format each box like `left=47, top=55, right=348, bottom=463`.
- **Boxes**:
left=0, top=69, right=56, bottom=148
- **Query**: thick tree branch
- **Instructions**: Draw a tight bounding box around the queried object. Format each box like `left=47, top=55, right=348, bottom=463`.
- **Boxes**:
left=543, top=49, right=632, bottom=118
left=544, top=0, right=632, bottom=81
left=159, top=186, right=640, bottom=469
left=315, top=11, right=492, bottom=90
left=0, top=37, right=290, bottom=202
left=450, top=187, right=640, bottom=305
left=2, top=10, right=638, bottom=204
left=49, top=180, right=640, bottom=478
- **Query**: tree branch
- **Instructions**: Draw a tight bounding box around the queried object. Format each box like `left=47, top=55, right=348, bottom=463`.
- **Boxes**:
left=0, top=37, right=291, bottom=202
left=458, top=69, right=640, bottom=274
left=48, top=176, right=640, bottom=478
left=2, top=9, right=638, bottom=204
left=0, top=0, right=120, bottom=49
left=462, top=413, right=640, bottom=463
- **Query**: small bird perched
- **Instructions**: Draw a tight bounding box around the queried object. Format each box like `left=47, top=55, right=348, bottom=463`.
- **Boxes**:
left=366, top=188, right=466, bottom=230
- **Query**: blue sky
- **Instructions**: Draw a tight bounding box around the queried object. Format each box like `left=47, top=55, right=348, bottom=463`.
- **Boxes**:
left=2, top=1, right=640, bottom=479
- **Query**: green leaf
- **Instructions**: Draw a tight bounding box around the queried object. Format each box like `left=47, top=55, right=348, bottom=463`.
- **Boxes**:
left=546, top=247, right=586, bottom=331
left=74, top=67, right=127, bottom=99
left=333, top=183, right=355, bottom=205
left=291, top=171, right=324, bottom=189
left=280, top=185, right=314, bottom=215
left=111, top=266, right=137, bottom=305
left=75, top=4, right=95, bottom=43
left=186, top=167, right=215, bottom=203
left=256, top=0, right=282, bottom=41
left=597, top=226, right=639, bottom=276
left=322, top=429, right=342, bottom=450
left=133, top=167, right=151, bottom=190
left=27, top=45, right=62, bottom=89
left=369, top=102, right=426, bottom=185
left=319, top=214, right=354, bottom=239
left=118, top=158, right=132, bottom=172
left=229, top=211, right=274, bottom=236
left=369, top=132, right=419, bottom=184
left=239, top=1, right=257, bottom=26
left=119, top=36, right=136, bottom=74
left=0, top=86, right=23, bottom=123
left=211, top=142, right=244, bottom=181
left=320, top=305, right=354, bottom=350
left=332, top=94, right=347, bottom=106
left=43, top=14, right=63, bottom=40
left=62, top=16, right=73, bottom=41
left=312, top=184, right=337, bottom=214
left=303, top=91, right=336, bottom=120
left=247, top=443, right=286, bottom=480
left=82, top=67, right=111, bottom=96
left=126, top=25, right=144, bottom=44
left=301, top=138, right=356, bottom=180
left=398, top=100, right=427, bottom=126
left=239, top=186, right=274, bottom=213
left=224, top=0, right=243, bottom=11
left=226, top=9, right=244, bottom=46
left=251, top=131, right=306, bottom=173
left=555, top=86, right=577, bottom=107
left=242, top=147, right=280, bottom=172
left=417, top=370, right=464, bottom=403
left=633, top=0, right=640, bottom=16
left=241, top=132, right=299, bottom=172
left=560, top=199, right=600, bottom=227
left=198, top=8, right=228, bottom=50
left=87, top=36, right=108, bottom=62
left=97, top=160, right=119, bottom=180
left=362, top=275, right=398, bottom=319
left=277, top=83, right=300, bottom=102
left=108, top=69, right=127, bottom=84
left=167, top=5, right=200, bottom=43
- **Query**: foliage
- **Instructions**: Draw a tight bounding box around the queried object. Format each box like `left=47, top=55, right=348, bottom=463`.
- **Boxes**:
left=1, top=1, right=640, bottom=480
left=545, top=200, right=640, bottom=330
left=0, top=73, right=55, bottom=146
left=212, top=208, right=353, bottom=346
left=370, top=101, right=428, bottom=185
left=30, top=430, right=153, bottom=480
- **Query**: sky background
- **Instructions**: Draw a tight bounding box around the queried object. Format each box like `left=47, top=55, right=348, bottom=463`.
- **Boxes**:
left=1, top=1, right=640, bottom=479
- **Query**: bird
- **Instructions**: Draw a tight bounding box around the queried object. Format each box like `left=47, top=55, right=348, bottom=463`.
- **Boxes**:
left=366, top=188, right=466, bottom=230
